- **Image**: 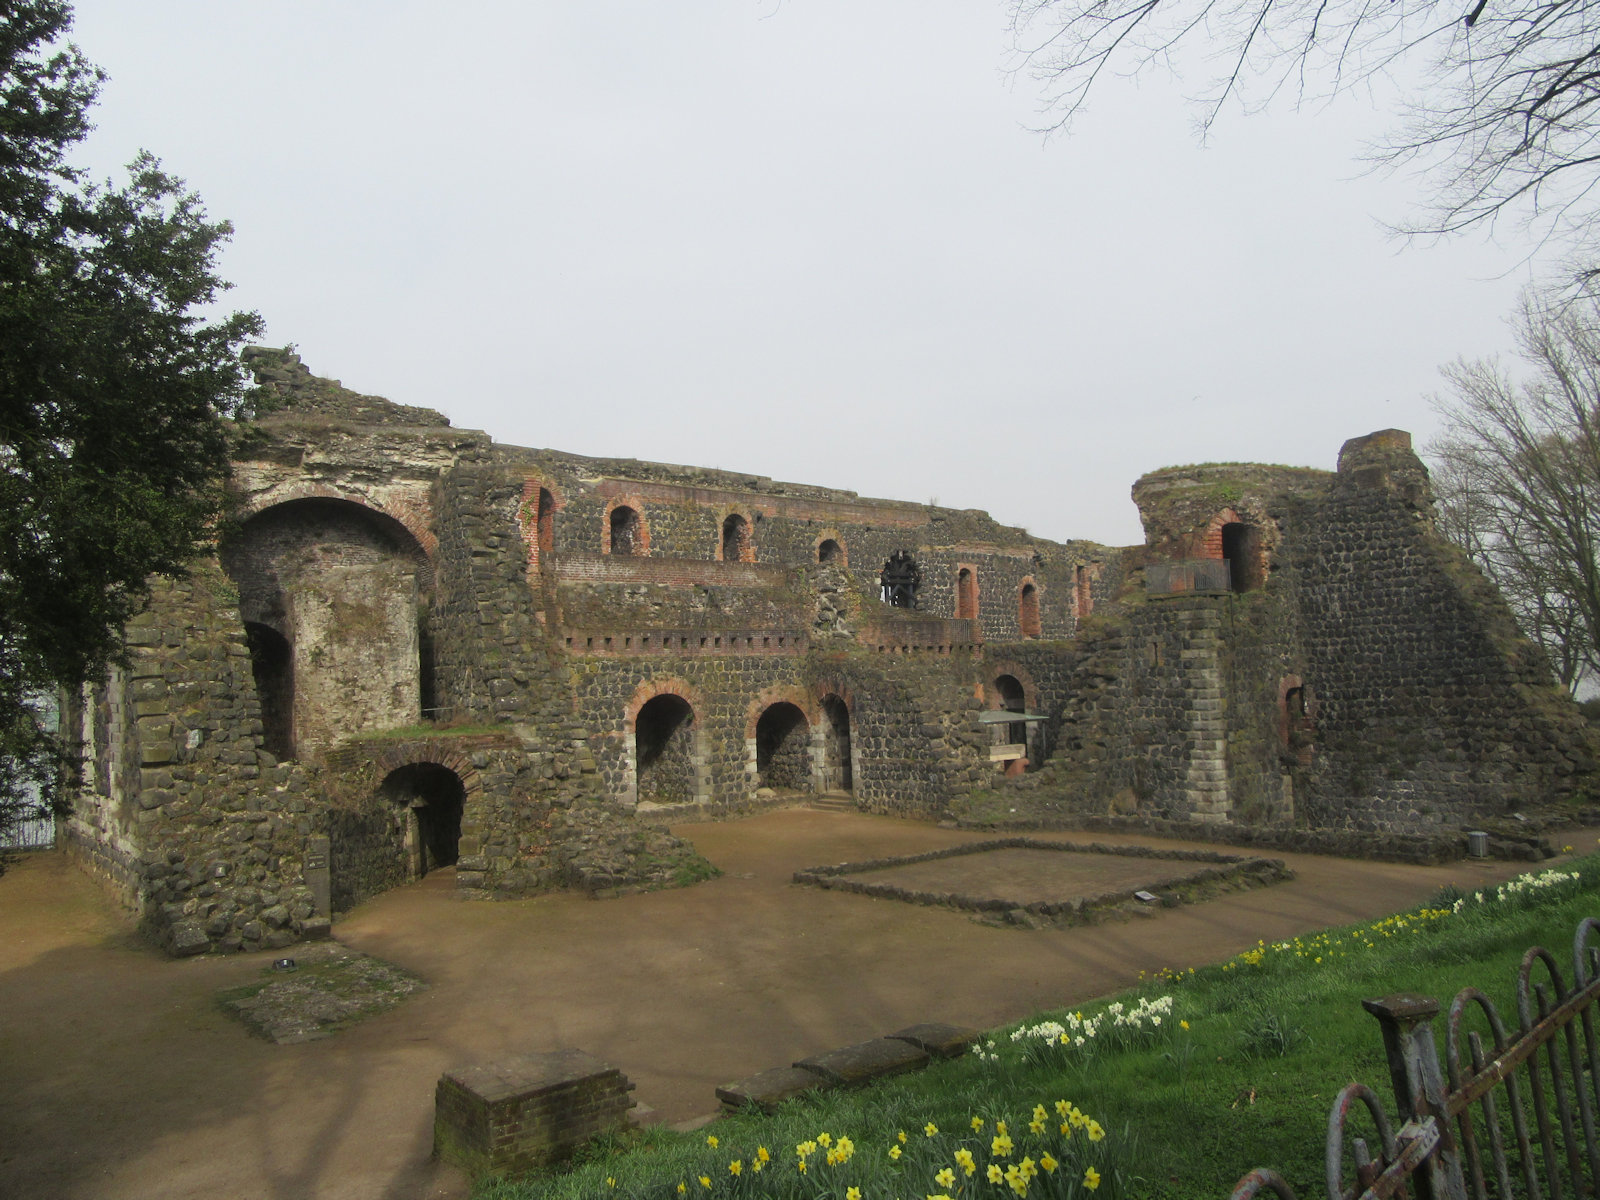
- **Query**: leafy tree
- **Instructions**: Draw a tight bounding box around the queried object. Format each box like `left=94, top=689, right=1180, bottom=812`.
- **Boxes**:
left=0, top=0, right=262, bottom=844
left=1008, top=0, right=1600, bottom=247
left=1430, top=288, right=1600, bottom=694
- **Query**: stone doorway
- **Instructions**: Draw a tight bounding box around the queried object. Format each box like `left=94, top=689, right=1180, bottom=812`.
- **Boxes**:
left=380, top=763, right=465, bottom=879
left=634, top=694, right=701, bottom=804
left=819, top=694, right=853, bottom=793
left=755, top=702, right=810, bottom=790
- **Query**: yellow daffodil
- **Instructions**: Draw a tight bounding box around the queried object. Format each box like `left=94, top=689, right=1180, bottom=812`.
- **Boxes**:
left=889, top=1146, right=903, bottom=1162
left=1084, top=1166, right=1102, bottom=1190
left=706, top=1135, right=718, bottom=1149
left=698, top=1176, right=711, bottom=1190
left=971, top=1116, right=985, bottom=1131
left=1029, top=1119, right=1045, bottom=1134
left=955, top=1148, right=976, bottom=1176
left=996, top=1120, right=1008, bottom=1136
left=1055, top=1099, right=1071, bottom=1118
left=677, top=1184, right=686, bottom=1195
left=925, top=1122, right=939, bottom=1137
left=847, top=1190, right=861, bottom=1200
left=797, top=1160, right=807, bottom=1175
left=1039, top=1153, right=1058, bottom=1174
left=1087, top=1120, right=1105, bottom=1142
left=992, top=1132, right=1014, bottom=1157
left=1032, top=1104, right=1048, bottom=1121
left=729, top=1160, right=742, bottom=1177
left=836, top=1136, right=855, bottom=1162
left=606, top=1179, right=615, bottom=1188
left=898, top=1130, right=908, bottom=1144
left=1021, top=1156, right=1038, bottom=1180
left=818, top=1132, right=832, bottom=1148
left=757, top=1146, right=770, bottom=1164
left=752, top=1160, right=764, bottom=1174
left=988, top=1164, right=1005, bottom=1184
left=936, top=1166, right=956, bottom=1188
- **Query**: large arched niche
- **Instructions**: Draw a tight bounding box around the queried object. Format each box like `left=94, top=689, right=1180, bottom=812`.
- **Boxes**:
left=220, top=496, right=434, bottom=757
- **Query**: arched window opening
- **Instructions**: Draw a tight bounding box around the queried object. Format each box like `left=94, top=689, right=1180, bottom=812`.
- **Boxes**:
left=820, top=694, right=853, bottom=793
left=609, top=506, right=641, bottom=556
left=245, top=622, right=294, bottom=761
left=635, top=694, right=696, bottom=802
left=818, top=538, right=843, bottom=565
left=994, top=674, right=1027, bottom=750
left=536, top=487, right=555, bottom=556
left=1019, top=583, right=1041, bottom=638
left=380, top=762, right=465, bottom=877
left=880, top=551, right=921, bottom=609
left=1221, top=522, right=1263, bottom=592
left=956, top=567, right=978, bottom=620
left=755, top=702, right=810, bottom=791
left=721, top=513, right=751, bottom=562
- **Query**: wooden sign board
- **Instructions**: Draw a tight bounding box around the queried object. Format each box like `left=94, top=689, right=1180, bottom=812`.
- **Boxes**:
left=990, top=744, right=1025, bottom=761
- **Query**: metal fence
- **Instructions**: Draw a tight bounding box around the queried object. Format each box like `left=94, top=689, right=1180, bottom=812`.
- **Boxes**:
left=0, top=814, right=56, bottom=850
left=1231, top=915, right=1600, bottom=1200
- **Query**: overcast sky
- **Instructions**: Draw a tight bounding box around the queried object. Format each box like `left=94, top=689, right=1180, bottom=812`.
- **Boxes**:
left=67, top=1, right=1550, bottom=546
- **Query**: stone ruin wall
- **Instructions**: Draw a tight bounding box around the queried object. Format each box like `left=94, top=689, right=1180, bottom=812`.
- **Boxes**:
left=1037, top=431, right=1598, bottom=834
left=59, top=353, right=1600, bottom=956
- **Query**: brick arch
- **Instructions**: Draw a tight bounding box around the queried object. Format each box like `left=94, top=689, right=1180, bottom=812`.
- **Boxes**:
left=716, top=507, right=756, bottom=563
left=370, top=743, right=484, bottom=796
left=603, top=496, right=651, bottom=556
left=624, top=677, right=704, bottom=726
left=812, top=680, right=857, bottom=713
left=985, top=660, right=1039, bottom=712
left=743, top=687, right=816, bottom=740
left=237, top=482, right=437, bottom=558
left=1017, top=575, right=1042, bottom=638
left=814, top=532, right=848, bottom=566
left=518, top=477, right=564, bottom=581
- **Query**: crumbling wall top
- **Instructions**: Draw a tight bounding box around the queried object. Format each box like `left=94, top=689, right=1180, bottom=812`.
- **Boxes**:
left=242, top=347, right=453, bottom=428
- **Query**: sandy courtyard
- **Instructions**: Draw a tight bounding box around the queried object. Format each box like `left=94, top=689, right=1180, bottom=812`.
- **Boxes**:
left=0, top=809, right=1568, bottom=1200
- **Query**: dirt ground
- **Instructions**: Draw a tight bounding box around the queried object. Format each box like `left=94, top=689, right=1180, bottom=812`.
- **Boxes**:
left=0, top=810, right=1584, bottom=1200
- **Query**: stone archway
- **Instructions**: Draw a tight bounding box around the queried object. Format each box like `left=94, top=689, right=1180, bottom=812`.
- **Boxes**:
left=754, top=702, right=811, bottom=791
left=380, top=762, right=466, bottom=878
left=634, top=694, right=701, bottom=803
left=220, top=496, right=432, bottom=757
left=819, top=692, right=854, bottom=794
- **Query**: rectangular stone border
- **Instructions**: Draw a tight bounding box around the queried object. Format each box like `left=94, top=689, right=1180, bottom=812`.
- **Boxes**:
left=793, top=837, right=1291, bottom=925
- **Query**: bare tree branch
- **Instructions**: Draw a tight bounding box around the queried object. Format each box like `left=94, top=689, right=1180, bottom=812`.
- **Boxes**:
left=1009, top=0, right=1600, bottom=249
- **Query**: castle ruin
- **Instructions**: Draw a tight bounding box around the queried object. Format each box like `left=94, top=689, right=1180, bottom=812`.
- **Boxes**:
left=62, top=350, right=1599, bottom=955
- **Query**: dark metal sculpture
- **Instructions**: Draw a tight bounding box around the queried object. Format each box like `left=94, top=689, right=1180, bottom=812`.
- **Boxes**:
left=880, top=551, right=921, bottom=609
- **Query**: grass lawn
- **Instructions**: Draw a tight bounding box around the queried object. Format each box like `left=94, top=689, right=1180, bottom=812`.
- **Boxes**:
left=478, top=856, right=1598, bottom=1200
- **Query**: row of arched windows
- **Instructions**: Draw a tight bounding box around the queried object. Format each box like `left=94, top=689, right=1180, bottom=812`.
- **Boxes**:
left=954, top=566, right=1043, bottom=636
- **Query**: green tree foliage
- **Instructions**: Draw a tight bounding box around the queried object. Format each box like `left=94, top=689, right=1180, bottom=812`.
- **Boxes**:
left=1008, top=0, right=1600, bottom=248
left=0, top=0, right=262, bottom=842
left=1431, top=288, right=1600, bottom=694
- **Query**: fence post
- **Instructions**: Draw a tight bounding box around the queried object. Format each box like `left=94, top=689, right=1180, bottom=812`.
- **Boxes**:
left=1362, top=993, right=1469, bottom=1200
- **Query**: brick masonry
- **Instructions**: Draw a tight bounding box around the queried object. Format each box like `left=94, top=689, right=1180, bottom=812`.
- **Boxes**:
left=433, top=1049, right=635, bottom=1179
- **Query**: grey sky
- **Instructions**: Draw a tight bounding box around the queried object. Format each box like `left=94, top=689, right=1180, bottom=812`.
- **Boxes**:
left=68, top=0, right=1546, bottom=546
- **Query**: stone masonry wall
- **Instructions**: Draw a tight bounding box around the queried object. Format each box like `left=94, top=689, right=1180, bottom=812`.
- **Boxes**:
left=65, top=566, right=323, bottom=955
left=1285, top=462, right=1597, bottom=826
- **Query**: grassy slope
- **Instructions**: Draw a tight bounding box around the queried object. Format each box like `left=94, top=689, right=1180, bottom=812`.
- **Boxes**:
left=479, top=860, right=1598, bottom=1200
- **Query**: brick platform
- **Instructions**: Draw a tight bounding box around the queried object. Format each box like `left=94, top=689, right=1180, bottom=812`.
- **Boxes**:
left=433, top=1049, right=634, bottom=1179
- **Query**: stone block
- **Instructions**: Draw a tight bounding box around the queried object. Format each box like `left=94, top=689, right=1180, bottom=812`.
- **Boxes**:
left=715, top=1065, right=828, bottom=1113
left=794, top=1038, right=929, bottom=1087
left=887, top=1022, right=980, bottom=1058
